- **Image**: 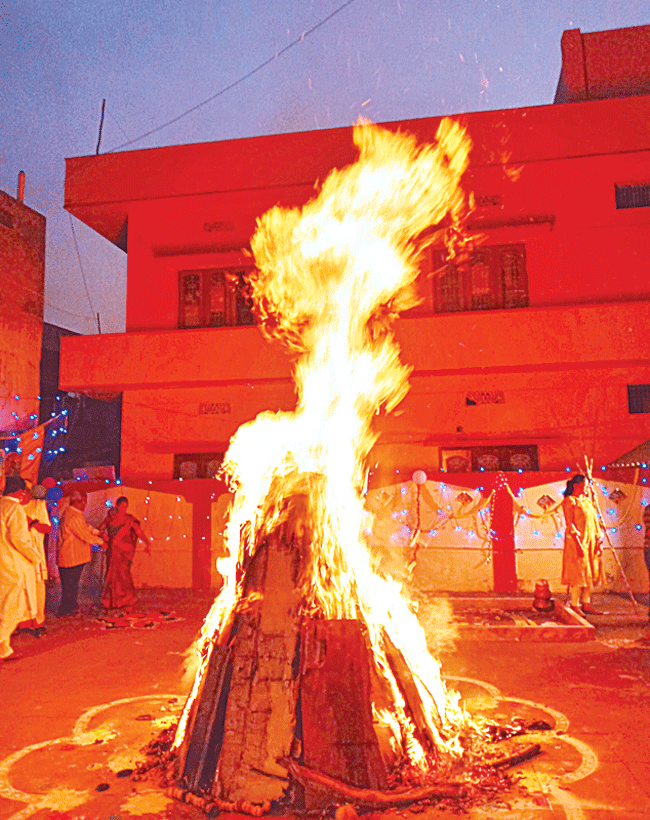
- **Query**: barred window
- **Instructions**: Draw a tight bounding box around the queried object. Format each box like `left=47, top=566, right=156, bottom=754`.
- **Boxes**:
left=432, top=244, right=528, bottom=314
left=173, top=452, right=225, bottom=480
left=178, top=268, right=256, bottom=329
left=615, top=185, right=650, bottom=210
left=628, top=384, right=650, bottom=414
left=441, top=444, right=539, bottom=472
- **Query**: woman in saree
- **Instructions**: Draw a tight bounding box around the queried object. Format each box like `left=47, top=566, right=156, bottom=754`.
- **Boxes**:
left=100, top=496, right=151, bottom=609
left=562, top=474, right=604, bottom=614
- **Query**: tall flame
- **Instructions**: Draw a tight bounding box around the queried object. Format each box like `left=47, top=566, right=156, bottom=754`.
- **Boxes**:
left=175, top=118, right=474, bottom=774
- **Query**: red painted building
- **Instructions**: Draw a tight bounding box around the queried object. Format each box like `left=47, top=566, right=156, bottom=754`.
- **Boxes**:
left=60, top=25, right=650, bottom=592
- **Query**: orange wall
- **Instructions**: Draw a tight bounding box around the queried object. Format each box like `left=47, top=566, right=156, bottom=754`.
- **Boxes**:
left=0, top=192, right=44, bottom=431
left=60, top=92, right=650, bottom=484
left=556, top=26, right=650, bottom=103
left=60, top=300, right=650, bottom=479
left=120, top=144, right=650, bottom=333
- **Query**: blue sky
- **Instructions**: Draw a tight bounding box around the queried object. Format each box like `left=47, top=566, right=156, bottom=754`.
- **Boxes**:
left=0, top=0, right=646, bottom=334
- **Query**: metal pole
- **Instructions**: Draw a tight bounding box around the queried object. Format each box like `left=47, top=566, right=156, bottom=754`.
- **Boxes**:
left=96, top=99, right=106, bottom=155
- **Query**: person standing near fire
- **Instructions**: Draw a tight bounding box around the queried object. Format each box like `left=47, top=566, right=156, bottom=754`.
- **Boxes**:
left=643, top=500, right=650, bottom=622
left=100, top=496, right=151, bottom=610
left=562, top=473, right=604, bottom=614
left=57, top=489, right=101, bottom=616
left=23, top=484, right=51, bottom=635
left=0, top=476, right=41, bottom=661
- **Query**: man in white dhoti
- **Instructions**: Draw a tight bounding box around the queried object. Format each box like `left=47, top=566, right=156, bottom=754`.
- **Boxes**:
left=23, top=484, right=52, bottom=634
left=0, top=476, right=41, bottom=661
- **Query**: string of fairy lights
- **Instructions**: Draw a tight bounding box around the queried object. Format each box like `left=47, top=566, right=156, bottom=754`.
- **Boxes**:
left=371, top=471, right=650, bottom=572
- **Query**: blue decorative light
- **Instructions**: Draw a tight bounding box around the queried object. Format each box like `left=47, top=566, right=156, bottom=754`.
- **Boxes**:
left=566, top=467, right=571, bottom=472
left=635, top=524, right=643, bottom=531
left=610, top=527, right=617, bottom=534
left=400, top=486, right=407, bottom=496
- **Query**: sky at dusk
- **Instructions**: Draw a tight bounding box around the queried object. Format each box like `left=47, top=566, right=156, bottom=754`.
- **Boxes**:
left=1, top=0, right=647, bottom=335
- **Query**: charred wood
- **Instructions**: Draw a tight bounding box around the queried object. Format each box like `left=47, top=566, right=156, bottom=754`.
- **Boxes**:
left=299, top=619, right=387, bottom=809
left=280, top=758, right=467, bottom=806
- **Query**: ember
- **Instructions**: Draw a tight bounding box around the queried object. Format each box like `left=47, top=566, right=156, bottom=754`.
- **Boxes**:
left=163, top=119, right=526, bottom=815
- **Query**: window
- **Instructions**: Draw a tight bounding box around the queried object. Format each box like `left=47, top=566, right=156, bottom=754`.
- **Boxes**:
left=628, top=384, right=650, bottom=414
left=432, top=244, right=527, bottom=314
left=173, top=452, right=225, bottom=480
left=615, top=185, right=650, bottom=209
left=0, top=209, right=14, bottom=229
left=179, top=268, right=256, bottom=329
left=440, top=444, right=539, bottom=472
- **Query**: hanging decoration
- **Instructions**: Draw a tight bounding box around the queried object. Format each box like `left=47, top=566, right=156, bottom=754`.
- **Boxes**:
left=536, top=494, right=555, bottom=511
left=0, top=410, right=69, bottom=487
left=608, top=487, right=627, bottom=505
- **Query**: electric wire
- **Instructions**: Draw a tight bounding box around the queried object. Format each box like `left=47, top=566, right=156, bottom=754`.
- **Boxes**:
left=107, top=0, right=359, bottom=153
left=68, top=213, right=95, bottom=319
left=106, top=107, right=131, bottom=140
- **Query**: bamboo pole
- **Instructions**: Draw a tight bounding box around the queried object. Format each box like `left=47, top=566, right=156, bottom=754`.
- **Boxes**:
left=583, top=457, right=639, bottom=616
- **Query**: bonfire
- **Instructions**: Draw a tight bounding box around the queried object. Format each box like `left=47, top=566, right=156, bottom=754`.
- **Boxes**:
left=157, top=119, right=533, bottom=816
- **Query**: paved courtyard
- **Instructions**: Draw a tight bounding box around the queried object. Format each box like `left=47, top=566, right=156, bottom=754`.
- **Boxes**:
left=0, top=587, right=648, bottom=819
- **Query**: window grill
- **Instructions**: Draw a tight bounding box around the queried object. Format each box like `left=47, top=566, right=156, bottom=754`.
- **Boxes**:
left=432, top=243, right=528, bottom=314
left=627, top=384, right=650, bottom=414
left=615, top=184, right=650, bottom=209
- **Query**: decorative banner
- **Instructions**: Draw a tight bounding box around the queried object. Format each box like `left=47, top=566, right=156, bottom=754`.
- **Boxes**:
left=0, top=412, right=67, bottom=488
left=18, top=424, right=45, bottom=484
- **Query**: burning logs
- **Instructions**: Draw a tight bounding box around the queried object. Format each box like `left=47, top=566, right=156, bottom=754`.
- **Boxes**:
left=299, top=619, right=388, bottom=808
left=280, top=758, right=468, bottom=807
left=179, top=516, right=303, bottom=804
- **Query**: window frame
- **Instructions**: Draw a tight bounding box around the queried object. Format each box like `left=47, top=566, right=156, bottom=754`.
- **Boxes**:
left=173, top=452, right=225, bottom=480
left=440, top=444, right=539, bottom=473
left=432, top=243, right=528, bottom=314
left=178, top=267, right=256, bottom=329
left=627, top=384, right=650, bottom=414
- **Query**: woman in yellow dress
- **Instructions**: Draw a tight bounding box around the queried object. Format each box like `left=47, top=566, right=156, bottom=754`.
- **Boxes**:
left=562, top=474, right=603, bottom=614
